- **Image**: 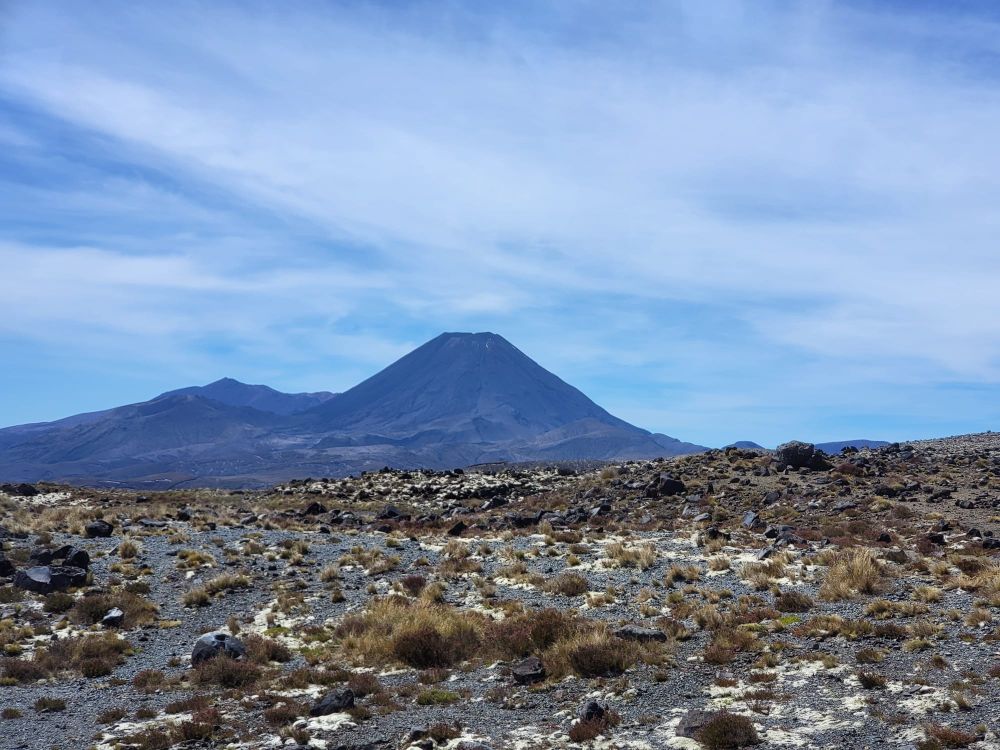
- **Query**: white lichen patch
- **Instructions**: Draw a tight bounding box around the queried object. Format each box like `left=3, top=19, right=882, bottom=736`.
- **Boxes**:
left=298, top=711, right=355, bottom=733
left=94, top=713, right=193, bottom=750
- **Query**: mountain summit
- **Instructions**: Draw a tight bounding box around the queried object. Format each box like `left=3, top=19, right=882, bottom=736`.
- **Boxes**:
left=300, top=332, right=639, bottom=442
left=160, top=378, right=335, bottom=415
left=0, top=332, right=707, bottom=487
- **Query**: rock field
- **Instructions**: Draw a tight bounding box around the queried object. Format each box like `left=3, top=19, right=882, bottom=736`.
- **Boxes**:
left=2, top=433, right=1000, bottom=750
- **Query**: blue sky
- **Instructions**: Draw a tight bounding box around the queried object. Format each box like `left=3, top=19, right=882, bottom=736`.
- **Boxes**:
left=1, top=0, right=998, bottom=447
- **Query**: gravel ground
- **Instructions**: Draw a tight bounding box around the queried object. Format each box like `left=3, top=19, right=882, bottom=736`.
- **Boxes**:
left=2, top=434, right=1000, bottom=749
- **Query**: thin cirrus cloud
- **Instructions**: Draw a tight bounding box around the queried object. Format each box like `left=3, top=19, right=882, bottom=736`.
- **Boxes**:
left=0, top=0, right=997, bottom=444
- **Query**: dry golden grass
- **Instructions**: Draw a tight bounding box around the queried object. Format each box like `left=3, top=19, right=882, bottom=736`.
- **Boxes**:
left=819, top=548, right=885, bottom=600
left=333, top=597, right=659, bottom=679
left=604, top=542, right=658, bottom=570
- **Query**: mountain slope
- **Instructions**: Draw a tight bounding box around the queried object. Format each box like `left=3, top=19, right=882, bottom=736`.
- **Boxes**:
left=0, top=394, right=283, bottom=485
left=160, top=378, right=335, bottom=415
left=298, top=333, right=637, bottom=441
left=0, top=332, right=707, bottom=486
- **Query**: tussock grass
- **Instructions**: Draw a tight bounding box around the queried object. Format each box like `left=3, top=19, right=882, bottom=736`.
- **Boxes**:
left=819, top=548, right=886, bottom=600
left=334, top=598, right=658, bottom=678
left=604, top=542, right=658, bottom=570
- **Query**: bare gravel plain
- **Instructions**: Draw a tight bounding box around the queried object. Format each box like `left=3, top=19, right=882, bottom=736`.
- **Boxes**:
left=2, top=433, right=1000, bottom=750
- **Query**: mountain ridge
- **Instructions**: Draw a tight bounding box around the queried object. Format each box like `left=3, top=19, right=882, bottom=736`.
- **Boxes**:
left=0, top=332, right=708, bottom=487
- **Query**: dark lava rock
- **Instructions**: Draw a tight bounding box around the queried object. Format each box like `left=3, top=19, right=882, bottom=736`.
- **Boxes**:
left=310, top=688, right=355, bottom=716
left=877, top=532, right=893, bottom=543
left=60, top=546, right=90, bottom=570
left=676, top=709, right=715, bottom=738
left=85, top=519, right=114, bottom=538
left=830, top=500, right=858, bottom=512
left=303, top=501, right=327, bottom=516
left=742, top=511, right=764, bottom=530
left=926, top=532, right=946, bottom=545
left=614, top=624, right=667, bottom=643
left=762, top=490, right=782, bottom=505
left=447, top=520, right=468, bottom=536
left=191, top=631, right=247, bottom=666
left=102, top=608, right=125, bottom=628
left=0, top=554, right=14, bottom=577
left=14, top=565, right=87, bottom=593
left=647, top=473, right=686, bottom=497
left=984, top=538, right=1000, bottom=550
left=512, top=655, right=545, bottom=684
left=775, top=441, right=832, bottom=471
left=578, top=700, right=606, bottom=722
left=29, top=548, right=55, bottom=565
left=4, top=483, right=39, bottom=497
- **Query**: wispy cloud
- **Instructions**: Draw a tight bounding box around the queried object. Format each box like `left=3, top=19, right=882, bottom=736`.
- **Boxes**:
left=0, top=0, right=998, bottom=442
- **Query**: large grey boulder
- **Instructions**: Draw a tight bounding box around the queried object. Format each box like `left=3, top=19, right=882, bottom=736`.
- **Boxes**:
left=614, top=624, right=667, bottom=643
left=14, top=565, right=87, bottom=594
left=775, top=441, right=831, bottom=471
left=310, top=688, right=355, bottom=716
left=85, top=519, right=114, bottom=538
left=191, top=631, right=247, bottom=666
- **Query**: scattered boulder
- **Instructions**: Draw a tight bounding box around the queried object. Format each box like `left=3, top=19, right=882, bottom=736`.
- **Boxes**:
left=14, top=565, right=87, bottom=594
left=614, top=625, right=667, bottom=643
left=676, top=710, right=715, bottom=739
left=742, top=511, right=764, bottom=530
left=57, top=546, right=90, bottom=570
left=102, top=608, right=125, bottom=628
left=302, top=501, right=327, bottom=516
left=0, top=554, right=14, bottom=577
left=512, top=655, right=545, bottom=684
left=447, top=520, right=468, bottom=536
left=85, top=519, right=114, bottom=538
left=191, top=631, right=247, bottom=666
left=2, top=483, right=39, bottom=497
left=578, top=700, right=606, bottom=723
left=775, top=441, right=831, bottom=471
left=29, top=548, right=55, bottom=565
left=646, top=473, right=686, bottom=497
left=310, top=688, right=355, bottom=716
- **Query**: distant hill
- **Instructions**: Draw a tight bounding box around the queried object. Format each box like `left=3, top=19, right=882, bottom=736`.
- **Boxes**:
left=725, top=440, right=767, bottom=450
left=0, top=332, right=707, bottom=487
left=815, top=439, right=891, bottom=453
left=160, top=378, right=335, bottom=415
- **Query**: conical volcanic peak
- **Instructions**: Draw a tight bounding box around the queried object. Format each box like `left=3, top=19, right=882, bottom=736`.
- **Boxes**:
left=0, top=332, right=708, bottom=486
left=299, top=332, right=631, bottom=442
